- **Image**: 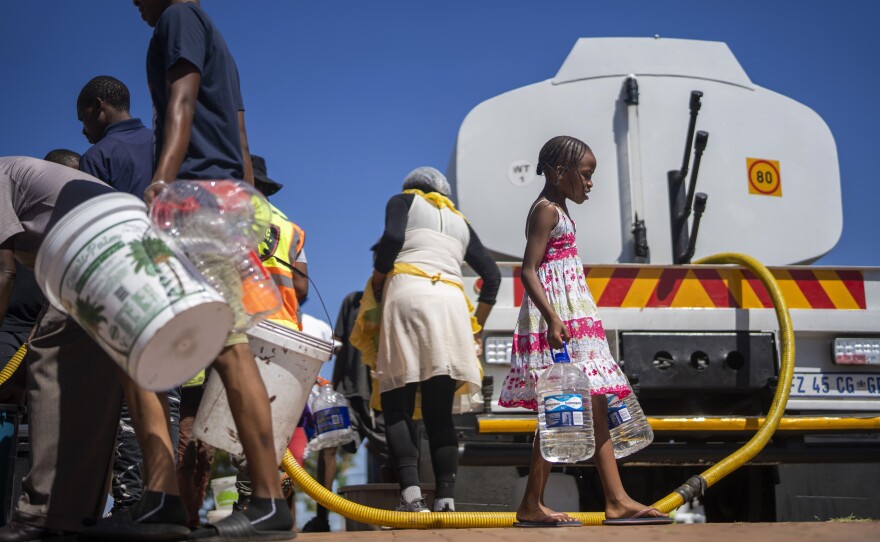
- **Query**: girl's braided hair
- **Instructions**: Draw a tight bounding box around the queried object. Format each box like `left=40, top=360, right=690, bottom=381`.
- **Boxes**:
left=536, top=135, right=591, bottom=177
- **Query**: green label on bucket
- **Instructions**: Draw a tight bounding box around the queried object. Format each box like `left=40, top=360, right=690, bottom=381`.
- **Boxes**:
left=61, top=219, right=215, bottom=361
left=75, top=241, right=125, bottom=294
left=216, top=489, right=238, bottom=507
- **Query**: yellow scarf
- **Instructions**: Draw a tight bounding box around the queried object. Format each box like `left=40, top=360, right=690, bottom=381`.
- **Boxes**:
left=402, top=189, right=468, bottom=222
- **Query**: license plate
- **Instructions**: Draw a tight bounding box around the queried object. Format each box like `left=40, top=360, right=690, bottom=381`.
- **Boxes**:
left=790, top=371, right=880, bottom=398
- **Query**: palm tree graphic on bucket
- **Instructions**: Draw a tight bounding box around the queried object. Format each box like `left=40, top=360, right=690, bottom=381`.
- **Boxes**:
left=74, top=295, right=107, bottom=333
left=128, top=236, right=185, bottom=298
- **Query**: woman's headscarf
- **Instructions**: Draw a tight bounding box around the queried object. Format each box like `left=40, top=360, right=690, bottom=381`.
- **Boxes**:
left=402, top=166, right=451, bottom=196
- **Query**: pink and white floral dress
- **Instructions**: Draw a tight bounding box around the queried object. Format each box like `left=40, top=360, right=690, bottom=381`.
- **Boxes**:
left=498, top=204, right=631, bottom=411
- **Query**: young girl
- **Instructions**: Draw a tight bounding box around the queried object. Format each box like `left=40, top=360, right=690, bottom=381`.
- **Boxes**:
left=499, top=135, right=672, bottom=526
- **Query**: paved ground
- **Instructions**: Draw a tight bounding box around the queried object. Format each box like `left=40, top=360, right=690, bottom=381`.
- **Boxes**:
left=297, top=522, right=878, bottom=541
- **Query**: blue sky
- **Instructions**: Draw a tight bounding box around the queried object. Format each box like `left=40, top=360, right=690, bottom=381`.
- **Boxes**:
left=2, top=0, right=878, bottom=358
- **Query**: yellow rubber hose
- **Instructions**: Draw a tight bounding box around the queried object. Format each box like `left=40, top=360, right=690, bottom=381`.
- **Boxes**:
left=0, top=344, right=27, bottom=385
left=283, top=251, right=796, bottom=527
left=282, top=450, right=606, bottom=528
left=651, top=253, right=795, bottom=514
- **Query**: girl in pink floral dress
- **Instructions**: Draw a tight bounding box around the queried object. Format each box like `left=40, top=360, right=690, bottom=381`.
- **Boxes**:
left=500, top=136, right=671, bottom=527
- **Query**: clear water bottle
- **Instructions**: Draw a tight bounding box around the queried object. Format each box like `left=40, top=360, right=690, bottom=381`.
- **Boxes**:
left=537, top=343, right=595, bottom=463
left=150, top=180, right=280, bottom=330
left=309, top=384, right=355, bottom=450
left=607, top=377, right=654, bottom=459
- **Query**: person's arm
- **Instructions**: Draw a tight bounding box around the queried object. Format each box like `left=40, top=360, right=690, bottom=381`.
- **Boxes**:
left=463, top=225, right=501, bottom=354
left=144, top=60, right=201, bottom=204
left=0, top=243, right=16, bottom=326
left=289, top=230, right=308, bottom=302
left=522, top=202, right=569, bottom=349
left=371, top=194, right=413, bottom=299
left=464, top=225, right=501, bottom=307
left=238, top=110, right=254, bottom=185
left=293, top=262, right=308, bottom=303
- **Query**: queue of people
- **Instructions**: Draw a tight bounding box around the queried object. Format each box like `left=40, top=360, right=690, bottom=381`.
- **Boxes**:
left=0, top=1, right=671, bottom=540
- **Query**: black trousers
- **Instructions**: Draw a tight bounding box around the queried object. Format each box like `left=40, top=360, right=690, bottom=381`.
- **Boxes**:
left=380, top=375, right=458, bottom=499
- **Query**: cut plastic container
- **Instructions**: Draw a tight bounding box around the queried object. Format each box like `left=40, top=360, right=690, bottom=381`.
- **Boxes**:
left=210, top=475, right=238, bottom=510
left=193, top=320, right=333, bottom=464
left=34, top=192, right=234, bottom=391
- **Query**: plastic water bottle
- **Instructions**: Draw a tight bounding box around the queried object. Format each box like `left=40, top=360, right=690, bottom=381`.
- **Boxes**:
left=150, top=180, right=280, bottom=330
left=607, top=377, right=654, bottom=459
left=537, top=343, right=595, bottom=463
left=309, top=384, right=355, bottom=450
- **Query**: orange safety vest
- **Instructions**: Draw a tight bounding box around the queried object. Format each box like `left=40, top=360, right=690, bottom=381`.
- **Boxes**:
left=258, top=204, right=305, bottom=330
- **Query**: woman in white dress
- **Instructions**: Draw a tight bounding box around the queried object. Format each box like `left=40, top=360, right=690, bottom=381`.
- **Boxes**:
left=370, top=167, right=501, bottom=513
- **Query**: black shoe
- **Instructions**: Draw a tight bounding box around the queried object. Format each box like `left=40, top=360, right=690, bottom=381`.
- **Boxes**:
left=300, top=516, right=330, bottom=532
left=0, top=521, right=73, bottom=541
left=394, top=497, right=430, bottom=513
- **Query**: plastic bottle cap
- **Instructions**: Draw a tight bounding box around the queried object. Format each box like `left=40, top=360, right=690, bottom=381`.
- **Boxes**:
left=553, top=351, right=570, bottom=363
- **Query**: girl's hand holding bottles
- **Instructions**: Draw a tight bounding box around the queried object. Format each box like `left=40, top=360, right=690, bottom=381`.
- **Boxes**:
left=547, top=316, right=570, bottom=349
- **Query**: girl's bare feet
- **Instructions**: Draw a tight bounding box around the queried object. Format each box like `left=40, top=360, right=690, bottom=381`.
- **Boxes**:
left=516, top=503, right=579, bottom=524
left=604, top=497, right=670, bottom=520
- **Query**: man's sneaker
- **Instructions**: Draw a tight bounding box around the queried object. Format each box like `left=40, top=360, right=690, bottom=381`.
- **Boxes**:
left=301, top=515, right=331, bottom=532
left=434, top=502, right=454, bottom=512
left=394, top=497, right=430, bottom=513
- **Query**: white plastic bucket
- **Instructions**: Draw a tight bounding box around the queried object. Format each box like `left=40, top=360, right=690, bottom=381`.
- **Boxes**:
left=193, top=320, right=332, bottom=464
left=210, top=475, right=238, bottom=510
left=34, top=192, right=234, bottom=391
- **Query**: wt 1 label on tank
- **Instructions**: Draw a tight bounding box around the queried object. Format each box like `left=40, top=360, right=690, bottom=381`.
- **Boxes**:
left=544, top=394, right=584, bottom=428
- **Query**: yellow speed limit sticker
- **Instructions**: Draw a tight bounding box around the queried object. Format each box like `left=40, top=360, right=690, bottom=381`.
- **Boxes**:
left=747, top=158, right=782, bottom=197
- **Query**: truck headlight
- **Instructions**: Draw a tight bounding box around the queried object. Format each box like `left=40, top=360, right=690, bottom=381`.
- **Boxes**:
left=484, top=336, right=513, bottom=365
left=833, top=338, right=880, bottom=365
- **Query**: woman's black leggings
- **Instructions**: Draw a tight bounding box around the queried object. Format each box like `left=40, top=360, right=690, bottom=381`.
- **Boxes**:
left=380, top=375, right=458, bottom=499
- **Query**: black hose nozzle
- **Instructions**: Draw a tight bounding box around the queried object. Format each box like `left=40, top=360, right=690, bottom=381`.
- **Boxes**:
left=681, top=193, right=708, bottom=263
left=689, top=90, right=704, bottom=113
left=678, top=91, right=704, bottom=179
left=682, top=130, right=709, bottom=219
left=624, top=76, right=639, bottom=106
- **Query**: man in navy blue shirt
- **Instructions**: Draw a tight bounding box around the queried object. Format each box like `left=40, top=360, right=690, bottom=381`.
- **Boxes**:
left=84, top=2, right=291, bottom=541
left=77, top=75, right=183, bottom=518
left=76, top=76, right=153, bottom=198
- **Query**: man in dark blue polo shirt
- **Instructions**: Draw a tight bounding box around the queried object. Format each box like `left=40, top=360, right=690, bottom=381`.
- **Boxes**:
left=77, top=75, right=183, bottom=518
left=77, top=76, right=153, bottom=198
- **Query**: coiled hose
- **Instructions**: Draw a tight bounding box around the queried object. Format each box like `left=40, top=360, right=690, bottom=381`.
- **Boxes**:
left=0, top=253, right=793, bottom=527
left=282, top=253, right=795, bottom=527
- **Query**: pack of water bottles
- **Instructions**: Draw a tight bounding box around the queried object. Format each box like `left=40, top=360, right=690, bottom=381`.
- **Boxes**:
left=537, top=343, right=653, bottom=463
left=306, top=382, right=355, bottom=452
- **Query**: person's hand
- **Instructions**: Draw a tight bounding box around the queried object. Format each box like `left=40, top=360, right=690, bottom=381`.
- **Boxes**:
left=547, top=316, right=569, bottom=350
left=143, top=179, right=169, bottom=206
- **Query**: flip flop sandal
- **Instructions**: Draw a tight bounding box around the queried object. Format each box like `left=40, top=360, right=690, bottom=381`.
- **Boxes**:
left=188, top=511, right=295, bottom=541
left=514, top=519, right=583, bottom=527
left=602, top=507, right=674, bottom=526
